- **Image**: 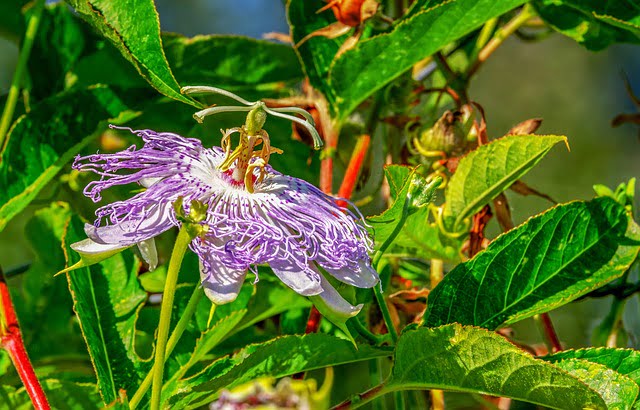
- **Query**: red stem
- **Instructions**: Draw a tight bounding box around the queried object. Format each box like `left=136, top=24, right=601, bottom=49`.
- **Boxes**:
left=540, top=313, right=562, bottom=353
left=0, top=270, right=50, bottom=409
left=337, top=134, right=370, bottom=207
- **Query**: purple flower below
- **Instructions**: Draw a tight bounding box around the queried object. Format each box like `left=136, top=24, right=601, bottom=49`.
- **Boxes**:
left=71, top=126, right=379, bottom=316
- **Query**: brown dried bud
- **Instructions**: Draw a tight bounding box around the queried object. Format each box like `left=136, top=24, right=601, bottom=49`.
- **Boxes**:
left=507, top=118, right=542, bottom=135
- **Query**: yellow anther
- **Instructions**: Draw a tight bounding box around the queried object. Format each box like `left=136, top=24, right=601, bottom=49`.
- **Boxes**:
left=217, top=125, right=281, bottom=192
left=245, top=158, right=267, bottom=193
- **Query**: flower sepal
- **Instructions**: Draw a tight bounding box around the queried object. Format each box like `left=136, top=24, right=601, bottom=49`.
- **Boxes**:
left=173, top=197, right=209, bottom=239
left=308, top=269, right=363, bottom=346
left=56, top=238, right=132, bottom=276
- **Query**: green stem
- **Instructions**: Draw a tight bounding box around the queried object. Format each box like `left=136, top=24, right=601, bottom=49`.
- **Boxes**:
left=467, top=4, right=535, bottom=78
left=149, top=227, right=193, bottom=410
left=470, top=17, right=498, bottom=61
left=371, top=199, right=411, bottom=344
left=0, top=0, right=45, bottom=152
left=351, top=317, right=389, bottom=345
left=394, top=391, right=406, bottom=410
left=130, top=284, right=203, bottom=409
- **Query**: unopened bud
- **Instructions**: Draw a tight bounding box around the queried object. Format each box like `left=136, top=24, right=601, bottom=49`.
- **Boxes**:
left=415, top=105, right=475, bottom=157
left=408, top=175, right=442, bottom=212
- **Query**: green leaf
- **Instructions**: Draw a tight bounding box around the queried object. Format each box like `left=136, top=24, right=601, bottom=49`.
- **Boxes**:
left=0, top=86, right=137, bottom=232
left=0, top=0, right=27, bottom=42
left=329, top=0, right=527, bottom=119
left=388, top=324, right=606, bottom=409
left=168, top=333, right=392, bottom=408
left=160, top=309, right=248, bottom=405
left=65, top=0, right=197, bottom=106
left=445, top=135, right=567, bottom=229
left=544, top=347, right=640, bottom=386
left=424, top=197, right=640, bottom=329
left=552, top=359, right=638, bottom=410
left=63, top=214, right=148, bottom=404
left=534, top=0, right=640, bottom=51
left=0, top=380, right=102, bottom=410
left=162, top=33, right=304, bottom=91
left=287, top=0, right=343, bottom=105
left=10, top=203, right=87, bottom=361
left=28, top=3, right=90, bottom=100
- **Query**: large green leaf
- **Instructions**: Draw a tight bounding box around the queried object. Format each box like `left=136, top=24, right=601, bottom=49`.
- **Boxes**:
left=544, top=348, right=640, bottom=386
left=0, top=380, right=102, bottom=410
left=534, top=0, right=640, bottom=51
left=552, top=359, right=638, bottom=410
left=168, top=334, right=392, bottom=408
left=160, top=309, right=248, bottom=406
left=64, top=0, right=196, bottom=106
left=28, top=3, right=90, bottom=101
left=387, top=325, right=606, bottom=409
left=162, top=33, right=303, bottom=92
left=63, top=214, right=149, bottom=404
left=10, top=203, right=86, bottom=362
left=0, top=86, right=137, bottom=232
left=445, top=135, right=567, bottom=230
left=329, top=0, right=527, bottom=119
left=424, top=197, right=640, bottom=329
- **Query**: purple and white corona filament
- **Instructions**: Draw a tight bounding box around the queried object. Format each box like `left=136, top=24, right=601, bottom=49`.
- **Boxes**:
left=71, top=122, right=379, bottom=316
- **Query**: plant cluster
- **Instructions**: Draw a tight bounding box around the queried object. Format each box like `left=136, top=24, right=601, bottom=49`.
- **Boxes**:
left=0, top=1, right=639, bottom=409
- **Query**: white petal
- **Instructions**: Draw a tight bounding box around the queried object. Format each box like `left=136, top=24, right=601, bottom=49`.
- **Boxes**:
left=137, top=238, right=158, bottom=271
left=71, top=237, right=129, bottom=254
left=59, top=238, right=131, bottom=275
left=322, top=259, right=379, bottom=289
left=270, top=259, right=322, bottom=296
left=199, top=258, right=248, bottom=305
left=139, top=177, right=163, bottom=188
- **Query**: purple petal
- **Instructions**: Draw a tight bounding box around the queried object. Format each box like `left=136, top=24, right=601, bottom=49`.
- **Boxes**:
left=322, top=259, right=379, bottom=289
left=269, top=258, right=323, bottom=296
left=85, top=202, right=173, bottom=246
left=199, top=256, right=248, bottom=304
left=311, top=265, right=363, bottom=317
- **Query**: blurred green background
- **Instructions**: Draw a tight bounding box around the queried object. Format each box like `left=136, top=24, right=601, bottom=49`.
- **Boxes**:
left=0, top=0, right=639, bottom=349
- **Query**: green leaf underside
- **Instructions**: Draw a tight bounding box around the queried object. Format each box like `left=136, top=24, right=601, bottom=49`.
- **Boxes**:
left=63, top=214, right=148, bottom=404
left=169, top=334, right=392, bottom=407
left=544, top=347, right=640, bottom=386
left=0, top=86, right=136, bottom=232
left=389, top=325, right=606, bottom=409
left=552, top=359, right=638, bottom=410
left=445, top=134, right=567, bottom=229
left=64, top=0, right=196, bottom=106
left=424, top=197, right=640, bottom=329
left=534, top=0, right=640, bottom=51
left=329, top=0, right=527, bottom=119
left=162, top=33, right=304, bottom=89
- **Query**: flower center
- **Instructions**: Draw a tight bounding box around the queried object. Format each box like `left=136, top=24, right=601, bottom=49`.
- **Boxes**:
left=217, top=103, right=282, bottom=193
